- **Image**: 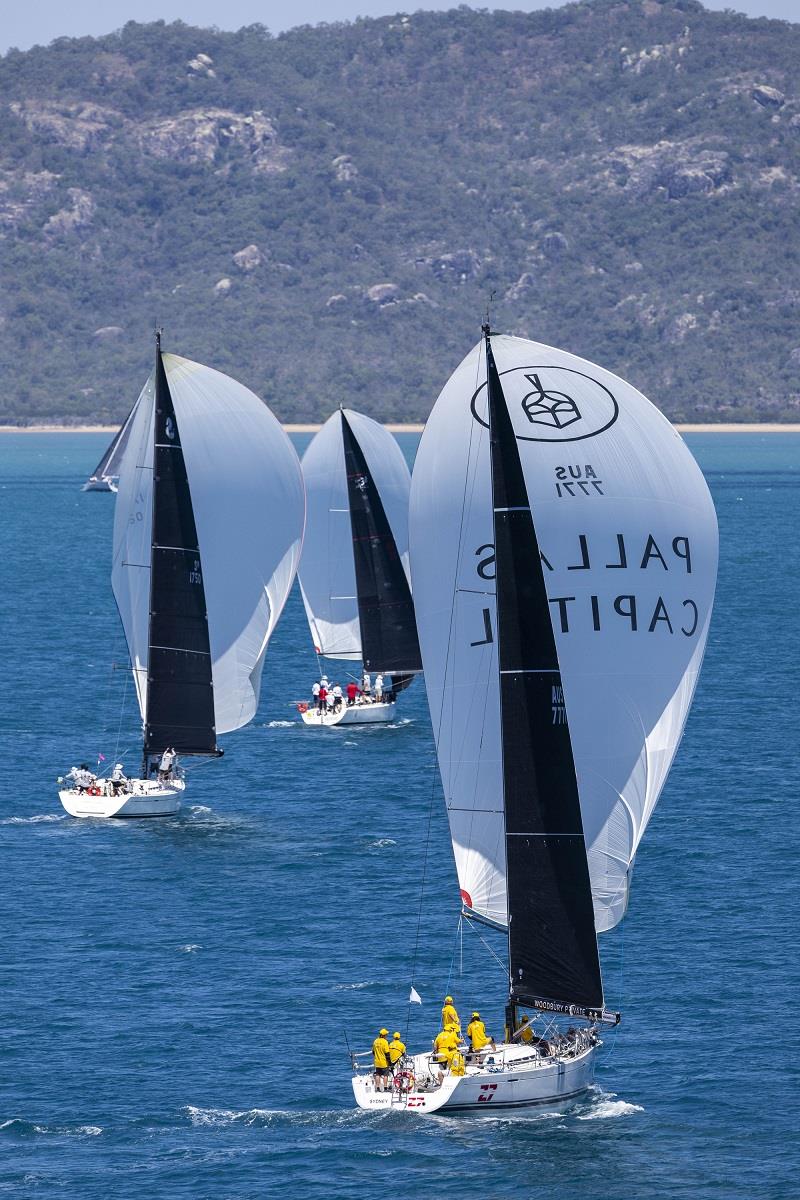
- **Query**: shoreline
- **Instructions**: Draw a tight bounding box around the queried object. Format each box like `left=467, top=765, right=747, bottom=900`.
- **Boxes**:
left=1, top=422, right=799, bottom=435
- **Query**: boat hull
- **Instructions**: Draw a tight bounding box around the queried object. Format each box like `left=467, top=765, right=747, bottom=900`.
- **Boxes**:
left=58, top=778, right=185, bottom=818
left=352, top=1041, right=596, bottom=1114
left=301, top=701, right=396, bottom=727
left=82, top=476, right=117, bottom=492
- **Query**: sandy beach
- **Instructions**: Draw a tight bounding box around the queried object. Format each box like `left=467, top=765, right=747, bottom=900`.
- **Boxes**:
left=1, top=422, right=799, bottom=435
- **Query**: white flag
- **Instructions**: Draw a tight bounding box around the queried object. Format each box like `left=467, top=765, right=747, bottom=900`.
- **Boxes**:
left=409, top=986, right=422, bottom=1004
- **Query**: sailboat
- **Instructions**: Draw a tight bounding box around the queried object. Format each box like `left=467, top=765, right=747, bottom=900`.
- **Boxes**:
left=351, top=326, right=718, bottom=1112
left=59, top=334, right=305, bottom=818
left=82, top=397, right=141, bottom=491
left=297, top=408, right=421, bottom=727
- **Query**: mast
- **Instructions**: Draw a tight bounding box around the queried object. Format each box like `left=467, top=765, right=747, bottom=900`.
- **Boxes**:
left=142, top=332, right=219, bottom=772
left=485, top=325, right=605, bottom=1023
left=340, top=410, right=422, bottom=677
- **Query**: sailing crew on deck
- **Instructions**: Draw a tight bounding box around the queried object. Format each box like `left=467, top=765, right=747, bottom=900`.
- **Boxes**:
left=512, top=1014, right=535, bottom=1043
left=312, top=681, right=320, bottom=707
left=325, top=689, right=335, bottom=712
left=158, top=748, right=176, bottom=781
left=332, top=683, right=343, bottom=711
left=372, top=1028, right=392, bottom=1092
left=432, top=1026, right=461, bottom=1082
left=318, top=684, right=328, bottom=712
left=441, top=995, right=460, bottom=1032
left=361, top=671, right=371, bottom=698
left=466, top=1012, right=495, bottom=1059
left=346, top=681, right=360, bottom=706
left=388, top=1031, right=406, bottom=1069
left=374, top=674, right=384, bottom=702
left=110, top=763, right=128, bottom=795
left=66, top=764, right=95, bottom=792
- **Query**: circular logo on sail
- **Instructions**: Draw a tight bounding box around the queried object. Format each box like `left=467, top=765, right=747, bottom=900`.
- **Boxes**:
left=471, top=366, right=619, bottom=442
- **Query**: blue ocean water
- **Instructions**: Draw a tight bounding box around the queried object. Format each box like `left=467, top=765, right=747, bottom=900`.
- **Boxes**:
left=0, top=431, right=797, bottom=1199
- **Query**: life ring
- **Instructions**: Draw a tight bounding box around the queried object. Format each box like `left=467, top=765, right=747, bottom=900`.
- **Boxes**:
left=296, top=702, right=308, bottom=714
left=88, top=785, right=101, bottom=796
left=394, top=1069, right=415, bottom=1093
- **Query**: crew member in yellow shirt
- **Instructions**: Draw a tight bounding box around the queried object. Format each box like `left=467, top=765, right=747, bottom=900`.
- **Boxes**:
left=465, top=1011, right=496, bottom=1060
left=372, top=1027, right=391, bottom=1092
left=388, top=1031, right=406, bottom=1068
left=432, top=1025, right=461, bottom=1083
left=441, top=995, right=460, bottom=1033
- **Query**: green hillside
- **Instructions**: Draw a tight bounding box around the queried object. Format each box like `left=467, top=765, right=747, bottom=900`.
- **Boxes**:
left=1, top=0, right=798, bottom=424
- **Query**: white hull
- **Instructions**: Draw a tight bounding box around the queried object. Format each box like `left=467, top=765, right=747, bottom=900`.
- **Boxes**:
left=58, top=777, right=185, bottom=818
left=301, top=701, right=396, bottom=727
left=82, top=476, right=117, bottom=492
left=353, top=1039, right=597, bottom=1115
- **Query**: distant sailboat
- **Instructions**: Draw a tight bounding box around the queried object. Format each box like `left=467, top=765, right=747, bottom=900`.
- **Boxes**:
left=82, top=397, right=140, bottom=492
left=351, top=326, right=718, bottom=1112
left=297, top=408, right=421, bottom=727
left=59, top=334, right=305, bottom=817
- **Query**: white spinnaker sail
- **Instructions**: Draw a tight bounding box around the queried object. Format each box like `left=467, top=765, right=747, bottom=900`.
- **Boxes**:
left=409, top=335, right=718, bottom=932
left=299, top=408, right=414, bottom=661
left=112, top=354, right=305, bottom=735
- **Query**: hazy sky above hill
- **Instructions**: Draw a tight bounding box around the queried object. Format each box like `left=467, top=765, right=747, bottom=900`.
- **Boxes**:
left=1, top=0, right=796, bottom=55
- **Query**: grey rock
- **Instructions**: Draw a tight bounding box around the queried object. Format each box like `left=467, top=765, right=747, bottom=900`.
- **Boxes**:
left=366, top=283, right=399, bottom=305
left=233, top=244, right=262, bottom=272
left=752, top=85, right=785, bottom=109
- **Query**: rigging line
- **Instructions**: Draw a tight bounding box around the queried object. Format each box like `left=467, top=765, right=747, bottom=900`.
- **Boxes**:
left=444, top=913, right=464, bottom=997
left=462, top=914, right=511, bottom=983
left=404, top=762, right=441, bottom=1043
left=112, top=659, right=131, bottom=765
left=601, top=922, right=626, bottom=1062
left=407, top=342, right=486, bottom=1036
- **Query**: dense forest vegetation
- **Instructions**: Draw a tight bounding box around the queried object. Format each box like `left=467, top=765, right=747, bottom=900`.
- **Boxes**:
left=0, top=0, right=798, bottom=424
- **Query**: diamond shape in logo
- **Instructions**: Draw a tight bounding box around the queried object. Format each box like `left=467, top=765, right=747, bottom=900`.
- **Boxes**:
left=521, top=373, right=581, bottom=429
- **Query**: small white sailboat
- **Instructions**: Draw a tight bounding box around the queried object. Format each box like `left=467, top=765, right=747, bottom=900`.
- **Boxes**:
left=59, top=333, right=304, bottom=818
left=82, top=396, right=141, bottom=491
left=351, top=325, right=718, bottom=1112
left=297, top=408, right=421, bottom=727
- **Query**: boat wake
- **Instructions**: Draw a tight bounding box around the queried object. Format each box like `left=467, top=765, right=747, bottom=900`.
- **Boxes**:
left=367, top=837, right=397, bottom=849
left=177, top=944, right=202, bottom=953
left=183, top=1105, right=366, bottom=1131
left=0, top=813, right=66, bottom=826
left=265, top=720, right=296, bottom=729
left=0, top=1118, right=103, bottom=1137
left=576, top=1088, right=644, bottom=1121
left=332, top=980, right=373, bottom=991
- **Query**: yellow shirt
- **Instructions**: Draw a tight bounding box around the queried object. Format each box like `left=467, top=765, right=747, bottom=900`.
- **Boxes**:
left=433, top=1028, right=460, bottom=1063
left=441, top=1003, right=460, bottom=1031
left=372, top=1036, right=390, bottom=1068
left=466, top=1019, right=490, bottom=1051
left=388, top=1037, right=406, bottom=1065
left=518, top=1023, right=534, bottom=1043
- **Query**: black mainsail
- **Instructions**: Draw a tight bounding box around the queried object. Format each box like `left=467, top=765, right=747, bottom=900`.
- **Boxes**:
left=485, top=327, right=604, bottom=1020
left=341, top=410, right=422, bottom=678
left=142, top=339, right=218, bottom=765
left=83, top=398, right=139, bottom=489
